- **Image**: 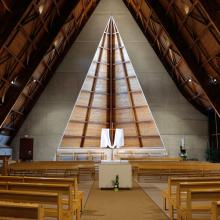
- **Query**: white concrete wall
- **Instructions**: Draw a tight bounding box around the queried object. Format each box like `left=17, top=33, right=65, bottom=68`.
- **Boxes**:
left=12, top=0, right=208, bottom=161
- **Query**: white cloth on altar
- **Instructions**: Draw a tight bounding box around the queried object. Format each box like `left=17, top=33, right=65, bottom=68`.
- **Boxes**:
left=113, top=128, right=124, bottom=148
left=100, top=128, right=112, bottom=148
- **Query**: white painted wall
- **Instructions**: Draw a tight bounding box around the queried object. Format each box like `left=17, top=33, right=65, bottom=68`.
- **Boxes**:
left=12, top=0, right=208, bottom=161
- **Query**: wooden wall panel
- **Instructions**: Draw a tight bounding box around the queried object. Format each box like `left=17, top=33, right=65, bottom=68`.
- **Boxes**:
left=61, top=138, right=81, bottom=148
left=124, top=138, right=140, bottom=147
left=59, top=17, right=165, bottom=149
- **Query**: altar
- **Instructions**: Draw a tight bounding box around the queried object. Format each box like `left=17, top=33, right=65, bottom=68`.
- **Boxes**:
left=99, top=160, right=132, bottom=189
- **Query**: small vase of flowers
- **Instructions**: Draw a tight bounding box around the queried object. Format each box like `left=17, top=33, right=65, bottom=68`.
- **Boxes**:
left=113, top=175, right=119, bottom=191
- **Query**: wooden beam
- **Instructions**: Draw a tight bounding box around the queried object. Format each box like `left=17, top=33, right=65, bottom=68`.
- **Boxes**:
left=63, top=135, right=160, bottom=139
left=113, top=20, right=144, bottom=147
left=4, top=0, right=100, bottom=146
left=0, top=1, right=80, bottom=126
left=199, top=0, right=220, bottom=36
left=0, top=0, right=30, bottom=48
left=70, top=120, right=108, bottom=125
left=108, top=17, right=115, bottom=142
left=146, top=0, right=220, bottom=117
left=123, top=0, right=209, bottom=115
left=80, top=24, right=106, bottom=147
left=115, top=120, right=152, bottom=124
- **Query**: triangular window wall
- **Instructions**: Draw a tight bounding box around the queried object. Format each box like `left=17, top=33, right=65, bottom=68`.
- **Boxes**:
left=59, top=17, right=165, bottom=150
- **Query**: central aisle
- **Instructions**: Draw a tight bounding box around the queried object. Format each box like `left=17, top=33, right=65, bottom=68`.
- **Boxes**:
left=81, top=181, right=168, bottom=220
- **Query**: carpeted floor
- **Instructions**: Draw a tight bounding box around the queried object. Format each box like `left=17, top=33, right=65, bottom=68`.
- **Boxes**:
left=81, top=181, right=168, bottom=220
left=138, top=178, right=169, bottom=217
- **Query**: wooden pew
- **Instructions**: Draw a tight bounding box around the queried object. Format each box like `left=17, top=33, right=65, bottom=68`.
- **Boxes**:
left=78, top=164, right=95, bottom=181
left=171, top=181, right=220, bottom=220
left=23, top=176, right=84, bottom=212
left=211, top=201, right=220, bottom=220
left=0, top=182, right=80, bottom=220
left=162, top=176, right=220, bottom=212
left=0, top=155, right=10, bottom=175
left=0, top=175, right=83, bottom=212
left=8, top=161, right=96, bottom=180
left=120, top=156, right=182, bottom=161
left=0, top=201, right=45, bottom=220
left=132, top=161, right=220, bottom=180
left=0, top=190, right=62, bottom=219
left=178, top=189, right=220, bottom=220
left=9, top=162, right=79, bottom=178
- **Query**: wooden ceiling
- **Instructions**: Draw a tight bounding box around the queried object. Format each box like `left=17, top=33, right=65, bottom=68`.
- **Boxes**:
left=0, top=0, right=220, bottom=147
left=0, top=0, right=100, bottom=146
left=60, top=17, right=164, bottom=148
left=124, top=0, right=220, bottom=117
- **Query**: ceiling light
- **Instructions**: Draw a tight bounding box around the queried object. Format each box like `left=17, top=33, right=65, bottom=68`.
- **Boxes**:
left=209, top=76, right=218, bottom=85
left=188, top=78, right=192, bottom=82
left=184, top=5, right=190, bottom=14
left=11, top=80, right=15, bottom=85
left=39, top=5, right=44, bottom=14
left=53, top=40, right=58, bottom=47
left=33, top=79, right=37, bottom=83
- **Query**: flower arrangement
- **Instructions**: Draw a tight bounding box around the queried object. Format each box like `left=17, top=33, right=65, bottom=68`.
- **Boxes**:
left=113, top=175, right=119, bottom=191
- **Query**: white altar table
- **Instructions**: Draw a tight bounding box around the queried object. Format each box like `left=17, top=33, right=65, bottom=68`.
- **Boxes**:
left=99, top=160, right=132, bottom=189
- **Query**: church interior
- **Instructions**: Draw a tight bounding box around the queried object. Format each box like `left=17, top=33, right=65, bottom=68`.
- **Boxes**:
left=0, top=0, right=220, bottom=219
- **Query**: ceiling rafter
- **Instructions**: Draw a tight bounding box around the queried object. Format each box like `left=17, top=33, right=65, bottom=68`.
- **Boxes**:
left=0, top=0, right=78, bottom=126
left=0, top=0, right=100, bottom=143
left=0, top=1, right=30, bottom=48
left=126, top=0, right=220, bottom=116
left=124, top=0, right=212, bottom=115
left=199, top=0, right=220, bottom=36
left=154, top=0, right=220, bottom=115
left=0, top=0, right=11, bottom=12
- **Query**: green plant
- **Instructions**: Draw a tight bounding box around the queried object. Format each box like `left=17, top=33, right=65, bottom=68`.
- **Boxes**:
left=113, top=175, right=119, bottom=191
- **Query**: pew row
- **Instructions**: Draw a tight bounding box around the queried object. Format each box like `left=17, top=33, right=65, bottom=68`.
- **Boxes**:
left=120, top=156, right=182, bottom=161
left=131, top=161, right=220, bottom=180
left=8, top=161, right=96, bottom=180
left=162, top=176, right=220, bottom=213
left=0, top=201, right=45, bottom=220
left=0, top=190, right=62, bottom=219
left=0, top=175, right=83, bottom=212
left=0, top=181, right=81, bottom=220
left=170, top=181, right=220, bottom=220
left=178, top=189, right=220, bottom=220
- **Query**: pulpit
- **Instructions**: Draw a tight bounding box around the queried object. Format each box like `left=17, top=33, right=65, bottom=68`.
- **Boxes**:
left=99, top=160, right=132, bottom=189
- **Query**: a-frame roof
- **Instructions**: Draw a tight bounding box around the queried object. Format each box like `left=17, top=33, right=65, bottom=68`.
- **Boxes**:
left=0, top=0, right=219, bottom=147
